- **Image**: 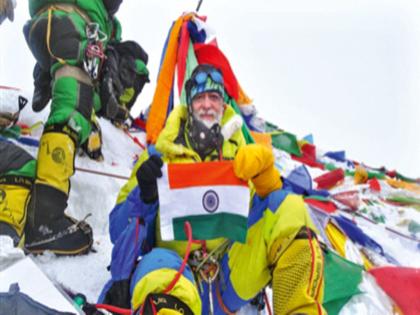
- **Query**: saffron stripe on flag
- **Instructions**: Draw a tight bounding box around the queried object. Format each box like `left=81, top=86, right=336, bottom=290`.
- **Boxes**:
left=168, top=161, right=248, bottom=189
left=173, top=213, right=248, bottom=243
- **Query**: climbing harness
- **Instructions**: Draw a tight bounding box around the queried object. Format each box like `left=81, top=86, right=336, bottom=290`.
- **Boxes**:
left=84, top=22, right=107, bottom=81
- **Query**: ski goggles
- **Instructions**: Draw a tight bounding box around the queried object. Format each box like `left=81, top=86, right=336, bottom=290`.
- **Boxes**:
left=189, top=68, right=225, bottom=103
left=192, top=68, right=224, bottom=86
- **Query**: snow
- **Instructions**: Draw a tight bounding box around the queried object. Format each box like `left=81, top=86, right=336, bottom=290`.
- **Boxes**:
left=1, top=82, right=420, bottom=315
left=0, top=33, right=420, bottom=315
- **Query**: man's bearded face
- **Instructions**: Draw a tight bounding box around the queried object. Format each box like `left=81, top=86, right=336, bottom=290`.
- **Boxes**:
left=191, top=91, right=224, bottom=128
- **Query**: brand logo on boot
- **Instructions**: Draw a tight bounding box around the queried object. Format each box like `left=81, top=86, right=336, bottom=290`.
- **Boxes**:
left=52, top=147, right=65, bottom=164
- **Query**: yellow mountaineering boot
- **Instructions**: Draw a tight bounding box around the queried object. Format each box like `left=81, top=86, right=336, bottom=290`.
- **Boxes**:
left=25, top=130, right=92, bottom=255
left=272, top=228, right=326, bottom=315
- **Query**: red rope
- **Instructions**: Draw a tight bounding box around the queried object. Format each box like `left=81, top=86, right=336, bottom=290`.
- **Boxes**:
left=306, top=228, right=316, bottom=297
left=124, top=129, right=146, bottom=150
left=75, top=166, right=130, bottom=180
left=135, top=218, right=140, bottom=246
left=137, top=222, right=195, bottom=315
left=215, top=280, right=236, bottom=315
left=94, top=304, right=131, bottom=315
left=306, top=228, right=323, bottom=315
left=164, top=221, right=194, bottom=294
left=262, top=290, right=272, bottom=315
left=150, top=297, right=158, bottom=315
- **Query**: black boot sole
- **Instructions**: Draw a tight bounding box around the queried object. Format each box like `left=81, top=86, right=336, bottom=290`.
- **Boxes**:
left=27, top=240, right=93, bottom=256
left=25, top=216, right=94, bottom=256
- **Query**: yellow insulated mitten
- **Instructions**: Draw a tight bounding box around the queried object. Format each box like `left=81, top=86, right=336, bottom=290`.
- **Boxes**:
left=233, top=144, right=282, bottom=197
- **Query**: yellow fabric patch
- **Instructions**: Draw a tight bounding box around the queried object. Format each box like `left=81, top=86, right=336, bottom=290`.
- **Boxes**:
left=0, top=184, right=31, bottom=236
left=131, top=269, right=201, bottom=315
left=273, top=238, right=326, bottom=315
left=36, top=132, right=75, bottom=194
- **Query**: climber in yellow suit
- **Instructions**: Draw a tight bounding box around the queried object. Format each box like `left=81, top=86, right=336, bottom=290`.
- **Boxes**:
left=102, top=64, right=326, bottom=315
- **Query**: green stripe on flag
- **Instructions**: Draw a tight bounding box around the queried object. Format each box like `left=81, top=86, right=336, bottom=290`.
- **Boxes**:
left=323, top=249, right=363, bottom=315
left=173, top=213, right=248, bottom=243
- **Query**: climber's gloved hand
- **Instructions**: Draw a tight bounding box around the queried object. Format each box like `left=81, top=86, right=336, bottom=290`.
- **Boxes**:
left=81, top=118, right=103, bottom=161
left=233, top=144, right=282, bottom=198
left=102, top=279, right=131, bottom=310
left=111, top=106, right=131, bottom=130
left=136, top=155, right=163, bottom=204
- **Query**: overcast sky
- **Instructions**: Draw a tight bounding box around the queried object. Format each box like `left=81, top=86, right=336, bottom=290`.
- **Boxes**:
left=1, top=0, right=419, bottom=177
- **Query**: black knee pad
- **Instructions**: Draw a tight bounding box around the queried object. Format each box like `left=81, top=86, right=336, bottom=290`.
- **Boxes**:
left=24, top=14, right=83, bottom=69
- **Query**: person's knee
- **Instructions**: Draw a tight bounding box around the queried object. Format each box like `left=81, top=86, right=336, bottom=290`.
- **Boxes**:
left=130, top=248, right=201, bottom=314
left=24, top=13, right=86, bottom=68
left=49, top=75, right=98, bottom=144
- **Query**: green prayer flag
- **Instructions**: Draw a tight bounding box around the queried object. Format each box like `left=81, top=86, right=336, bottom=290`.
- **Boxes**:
left=323, top=249, right=364, bottom=315
left=271, top=132, right=302, bottom=156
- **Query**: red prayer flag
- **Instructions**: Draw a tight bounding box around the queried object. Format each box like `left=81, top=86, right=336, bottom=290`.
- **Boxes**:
left=314, top=169, right=345, bottom=190
left=292, top=143, right=325, bottom=169
left=332, top=190, right=360, bottom=211
left=305, top=198, right=337, bottom=214
left=368, top=178, right=381, bottom=192
left=369, top=267, right=420, bottom=315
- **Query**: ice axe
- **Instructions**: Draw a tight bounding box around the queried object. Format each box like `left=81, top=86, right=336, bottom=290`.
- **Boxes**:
left=196, top=0, right=204, bottom=12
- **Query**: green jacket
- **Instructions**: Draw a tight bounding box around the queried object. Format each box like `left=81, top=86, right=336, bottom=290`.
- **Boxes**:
left=29, top=0, right=119, bottom=42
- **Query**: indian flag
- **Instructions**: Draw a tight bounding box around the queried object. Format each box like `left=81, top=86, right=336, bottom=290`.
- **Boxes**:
left=158, top=161, right=250, bottom=243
